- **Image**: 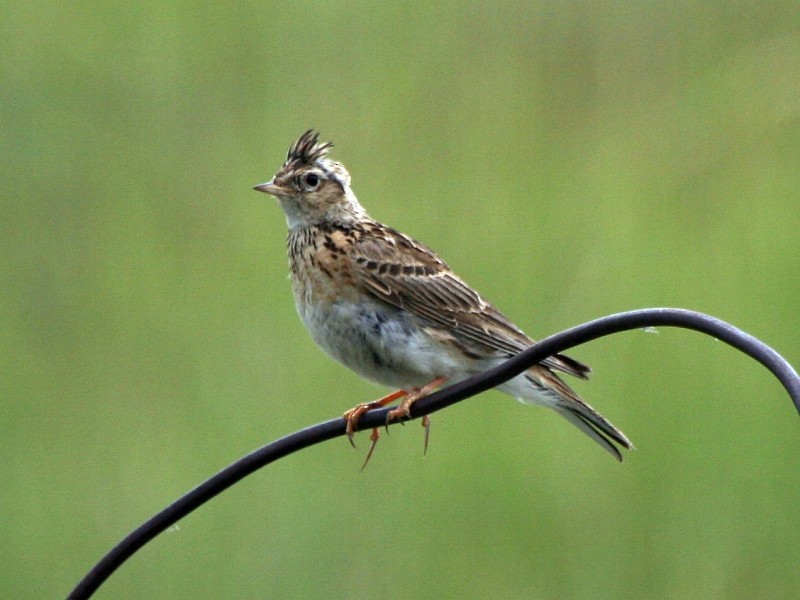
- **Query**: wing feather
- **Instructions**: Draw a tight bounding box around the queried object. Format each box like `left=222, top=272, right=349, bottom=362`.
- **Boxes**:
left=352, top=222, right=590, bottom=379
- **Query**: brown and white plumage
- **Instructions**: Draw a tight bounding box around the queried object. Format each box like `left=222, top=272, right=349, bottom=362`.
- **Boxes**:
left=255, top=130, right=633, bottom=461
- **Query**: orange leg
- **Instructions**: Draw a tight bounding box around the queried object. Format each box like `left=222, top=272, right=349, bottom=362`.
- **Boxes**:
left=343, top=376, right=448, bottom=470
left=385, top=376, right=448, bottom=424
left=343, top=389, right=407, bottom=447
left=386, top=376, right=448, bottom=461
left=344, top=389, right=407, bottom=472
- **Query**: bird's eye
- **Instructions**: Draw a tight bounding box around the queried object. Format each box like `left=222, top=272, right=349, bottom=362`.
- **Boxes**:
left=300, top=172, right=320, bottom=191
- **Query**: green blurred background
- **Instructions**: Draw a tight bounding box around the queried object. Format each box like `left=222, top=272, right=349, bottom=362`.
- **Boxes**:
left=3, top=2, right=800, bottom=598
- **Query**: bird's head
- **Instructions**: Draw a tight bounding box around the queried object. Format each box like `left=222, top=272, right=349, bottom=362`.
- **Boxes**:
left=254, top=130, right=366, bottom=229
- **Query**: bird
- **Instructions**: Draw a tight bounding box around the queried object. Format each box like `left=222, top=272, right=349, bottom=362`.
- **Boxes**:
left=254, top=129, right=633, bottom=466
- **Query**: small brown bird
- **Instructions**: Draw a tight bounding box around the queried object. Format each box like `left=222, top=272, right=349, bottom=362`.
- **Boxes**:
left=255, top=130, right=632, bottom=464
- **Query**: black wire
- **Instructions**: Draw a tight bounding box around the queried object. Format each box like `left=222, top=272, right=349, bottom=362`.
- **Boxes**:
left=66, top=308, right=800, bottom=599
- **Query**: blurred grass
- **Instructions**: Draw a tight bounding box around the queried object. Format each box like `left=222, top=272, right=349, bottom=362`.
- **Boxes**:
left=2, top=2, right=800, bottom=598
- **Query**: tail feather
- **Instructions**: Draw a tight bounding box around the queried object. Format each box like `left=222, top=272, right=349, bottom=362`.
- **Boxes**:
left=555, top=406, right=632, bottom=462
left=542, top=352, right=591, bottom=380
left=524, top=365, right=634, bottom=461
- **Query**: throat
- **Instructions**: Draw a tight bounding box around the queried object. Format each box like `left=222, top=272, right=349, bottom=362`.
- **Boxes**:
left=287, top=223, right=361, bottom=305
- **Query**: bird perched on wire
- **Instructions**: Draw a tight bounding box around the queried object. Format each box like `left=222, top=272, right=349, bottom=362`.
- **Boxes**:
left=254, top=130, right=632, bottom=467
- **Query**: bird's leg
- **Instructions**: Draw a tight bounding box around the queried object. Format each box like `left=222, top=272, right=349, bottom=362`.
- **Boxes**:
left=386, top=376, right=447, bottom=423
left=344, top=389, right=408, bottom=472
left=343, top=389, right=407, bottom=447
left=386, top=376, right=448, bottom=456
left=345, top=376, right=446, bottom=470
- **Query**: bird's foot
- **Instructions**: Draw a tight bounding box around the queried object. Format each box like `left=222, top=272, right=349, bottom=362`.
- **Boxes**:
left=385, top=376, right=447, bottom=457
left=345, top=376, right=446, bottom=470
left=343, top=389, right=407, bottom=447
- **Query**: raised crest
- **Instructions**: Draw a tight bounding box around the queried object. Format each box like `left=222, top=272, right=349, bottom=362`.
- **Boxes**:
left=285, top=129, right=334, bottom=166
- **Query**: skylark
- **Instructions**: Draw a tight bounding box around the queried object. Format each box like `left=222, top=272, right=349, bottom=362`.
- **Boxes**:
left=254, top=130, right=632, bottom=464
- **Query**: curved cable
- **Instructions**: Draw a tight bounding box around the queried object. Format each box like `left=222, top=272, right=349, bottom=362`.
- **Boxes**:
left=66, top=308, right=799, bottom=599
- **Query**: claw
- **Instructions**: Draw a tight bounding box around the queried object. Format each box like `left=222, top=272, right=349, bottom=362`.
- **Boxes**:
left=385, top=405, right=410, bottom=425
left=343, top=389, right=407, bottom=462
left=341, top=377, right=447, bottom=469
left=344, top=405, right=369, bottom=449
left=422, top=415, right=431, bottom=456
left=384, top=376, right=447, bottom=427
left=360, top=428, right=380, bottom=471
left=344, top=412, right=359, bottom=448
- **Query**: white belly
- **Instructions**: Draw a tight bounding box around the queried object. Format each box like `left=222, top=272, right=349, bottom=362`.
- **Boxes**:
left=296, top=296, right=464, bottom=390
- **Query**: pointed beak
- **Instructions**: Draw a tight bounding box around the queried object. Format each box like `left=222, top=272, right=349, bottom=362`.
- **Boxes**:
left=253, top=180, right=291, bottom=197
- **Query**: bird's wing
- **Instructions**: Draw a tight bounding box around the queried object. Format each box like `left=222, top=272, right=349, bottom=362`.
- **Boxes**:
left=350, top=223, right=590, bottom=379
